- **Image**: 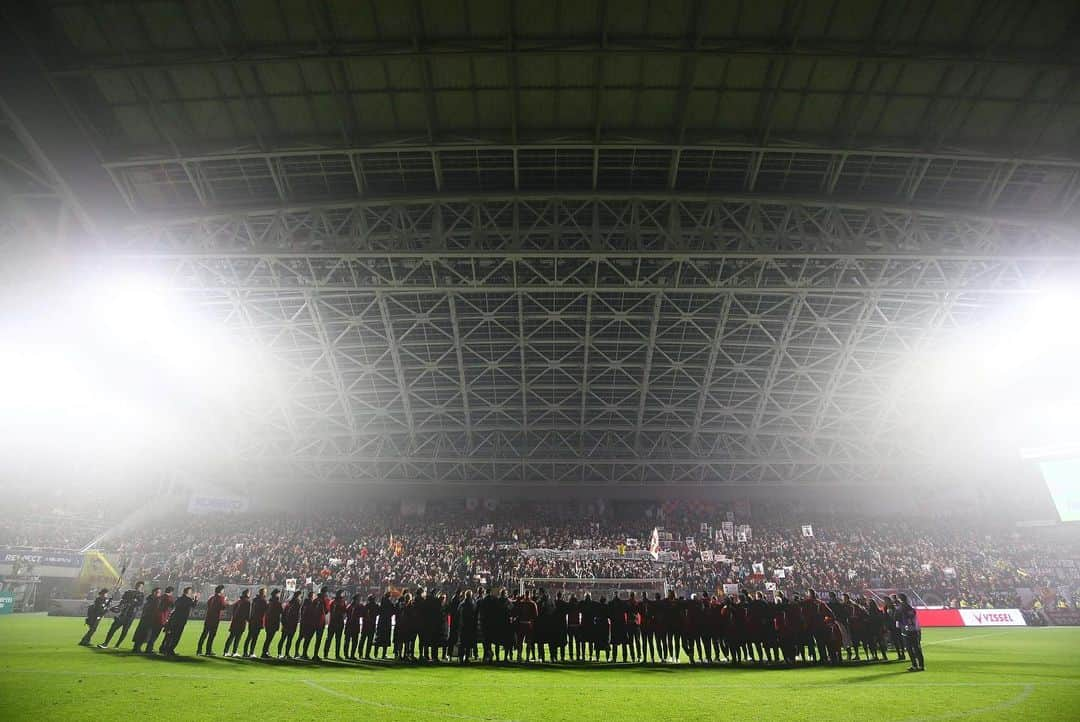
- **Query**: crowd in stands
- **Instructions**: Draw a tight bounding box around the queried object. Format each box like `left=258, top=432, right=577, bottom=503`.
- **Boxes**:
left=86, top=500, right=1079, bottom=608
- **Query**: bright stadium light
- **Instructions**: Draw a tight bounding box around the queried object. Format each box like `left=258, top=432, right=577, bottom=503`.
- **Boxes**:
left=917, top=287, right=1080, bottom=402
left=80, top=273, right=259, bottom=397
left=0, top=272, right=272, bottom=476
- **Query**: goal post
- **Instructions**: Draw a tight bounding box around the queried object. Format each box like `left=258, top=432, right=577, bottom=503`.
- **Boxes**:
left=517, top=577, right=668, bottom=600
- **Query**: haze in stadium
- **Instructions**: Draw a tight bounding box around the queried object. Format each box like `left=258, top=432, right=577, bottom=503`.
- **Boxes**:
left=1, top=1, right=1079, bottom=720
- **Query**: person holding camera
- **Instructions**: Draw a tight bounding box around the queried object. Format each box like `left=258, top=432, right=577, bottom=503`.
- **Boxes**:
left=99, top=581, right=144, bottom=648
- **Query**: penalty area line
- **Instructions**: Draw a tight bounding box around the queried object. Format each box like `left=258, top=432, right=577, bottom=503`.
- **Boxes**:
left=302, top=679, right=521, bottom=721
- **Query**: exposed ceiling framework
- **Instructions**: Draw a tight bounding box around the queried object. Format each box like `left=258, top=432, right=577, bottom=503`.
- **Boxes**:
left=3, top=0, right=1080, bottom=487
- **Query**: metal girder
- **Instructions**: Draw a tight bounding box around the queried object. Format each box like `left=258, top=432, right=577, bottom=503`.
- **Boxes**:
left=375, top=292, right=416, bottom=444
left=231, top=455, right=925, bottom=487
left=113, top=195, right=1078, bottom=258
left=109, top=252, right=1080, bottom=295
left=195, top=278, right=988, bottom=485
left=46, top=36, right=1080, bottom=76
left=103, top=145, right=1080, bottom=219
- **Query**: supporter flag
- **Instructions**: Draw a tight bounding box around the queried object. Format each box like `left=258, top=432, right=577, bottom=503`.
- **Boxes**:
left=737, top=529, right=748, bottom=543
left=765, top=582, right=777, bottom=593
left=285, top=578, right=297, bottom=592
left=801, top=524, right=814, bottom=538
left=774, top=568, right=786, bottom=579
left=649, top=527, right=660, bottom=560
left=752, top=562, right=765, bottom=576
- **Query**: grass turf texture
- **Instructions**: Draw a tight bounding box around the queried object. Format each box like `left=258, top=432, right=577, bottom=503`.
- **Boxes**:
left=0, top=616, right=1077, bottom=721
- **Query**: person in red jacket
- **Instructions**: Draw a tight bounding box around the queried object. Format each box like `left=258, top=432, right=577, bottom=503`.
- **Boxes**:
left=277, top=590, right=302, bottom=659
left=197, top=585, right=227, bottom=656
left=223, top=589, right=251, bottom=657
left=149, top=586, right=175, bottom=654
left=324, top=590, right=348, bottom=660
left=243, top=587, right=268, bottom=658
left=260, top=589, right=283, bottom=659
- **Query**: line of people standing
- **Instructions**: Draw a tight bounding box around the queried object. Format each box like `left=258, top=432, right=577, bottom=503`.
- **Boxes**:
left=80, top=582, right=924, bottom=671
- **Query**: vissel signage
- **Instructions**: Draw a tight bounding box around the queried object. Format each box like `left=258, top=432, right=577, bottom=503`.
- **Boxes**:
left=959, top=609, right=1026, bottom=627
left=917, top=608, right=1026, bottom=627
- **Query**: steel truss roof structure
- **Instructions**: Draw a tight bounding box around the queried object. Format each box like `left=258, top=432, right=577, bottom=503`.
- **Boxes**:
left=3, top=0, right=1080, bottom=488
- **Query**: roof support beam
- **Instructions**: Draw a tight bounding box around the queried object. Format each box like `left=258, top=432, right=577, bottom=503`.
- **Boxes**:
left=634, top=292, right=664, bottom=452
left=690, top=293, right=735, bottom=452
left=376, top=292, right=416, bottom=445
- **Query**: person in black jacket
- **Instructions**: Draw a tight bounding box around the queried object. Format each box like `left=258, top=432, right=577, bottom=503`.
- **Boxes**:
left=243, top=587, right=268, bottom=658
left=476, top=588, right=496, bottom=662
left=456, top=590, right=478, bottom=664
left=552, top=591, right=570, bottom=662
left=359, top=594, right=378, bottom=659
left=131, top=587, right=162, bottom=653
left=278, top=590, right=301, bottom=659
left=99, top=581, right=144, bottom=648
left=79, top=588, right=111, bottom=646
left=375, top=592, right=395, bottom=659
left=159, top=587, right=199, bottom=655
left=261, top=589, right=283, bottom=659
left=344, top=594, right=363, bottom=660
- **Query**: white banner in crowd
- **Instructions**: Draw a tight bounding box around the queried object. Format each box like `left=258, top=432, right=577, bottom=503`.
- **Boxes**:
left=737, top=530, right=748, bottom=543
left=700, top=550, right=714, bottom=562
left=188, top=494, right=249, bottom=514
left=774, top=568, right=786, bottom=579
left=723, top=583, right=740, bottom=596
left=285, top=578, right=297, bottom=592
left=752, top=562, right=765, bottom=575
left=801, top=524, right=814, bottom=537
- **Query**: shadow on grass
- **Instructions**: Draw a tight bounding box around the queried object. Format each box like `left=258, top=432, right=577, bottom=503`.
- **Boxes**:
left=83, top=645, right=911, bottom=675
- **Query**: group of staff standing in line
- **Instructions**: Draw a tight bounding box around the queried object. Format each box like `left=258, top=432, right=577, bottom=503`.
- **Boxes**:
left=79, top=580, right=926, bottom=671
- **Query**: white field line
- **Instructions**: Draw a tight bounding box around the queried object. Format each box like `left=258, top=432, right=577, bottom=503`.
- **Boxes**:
left=899, top=684, right=1035, bottom=722
left=302, top=679, right=522, bottom=722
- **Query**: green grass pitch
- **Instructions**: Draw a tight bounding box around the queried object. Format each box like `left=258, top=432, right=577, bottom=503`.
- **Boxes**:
left=1, top=615, right=1077, bottom=720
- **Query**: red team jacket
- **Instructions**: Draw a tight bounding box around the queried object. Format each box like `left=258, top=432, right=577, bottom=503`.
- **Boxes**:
left=204, top=593, right=226, bottom=628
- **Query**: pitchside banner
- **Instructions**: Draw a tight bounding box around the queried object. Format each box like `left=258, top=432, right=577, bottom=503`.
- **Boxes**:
left=187, top=494, right=249, bottom=514
left=917, top=608, right=1027, bottom=627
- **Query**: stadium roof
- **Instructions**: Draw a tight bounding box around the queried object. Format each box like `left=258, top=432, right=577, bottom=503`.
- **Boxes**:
left=3, top=0, right=1080, bottom=488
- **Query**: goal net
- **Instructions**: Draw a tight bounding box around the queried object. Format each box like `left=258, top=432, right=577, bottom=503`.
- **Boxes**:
left=517, top=577, right=668, bottom=600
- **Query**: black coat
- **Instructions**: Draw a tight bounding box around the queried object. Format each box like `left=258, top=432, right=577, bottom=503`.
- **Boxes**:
left=475, top=594, right=495, bottom=642
left=456, top=598, right=478, bottom=647
left=375, top=599, right=394, bottom=645
left=168, top=596, right=197, bottom=629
